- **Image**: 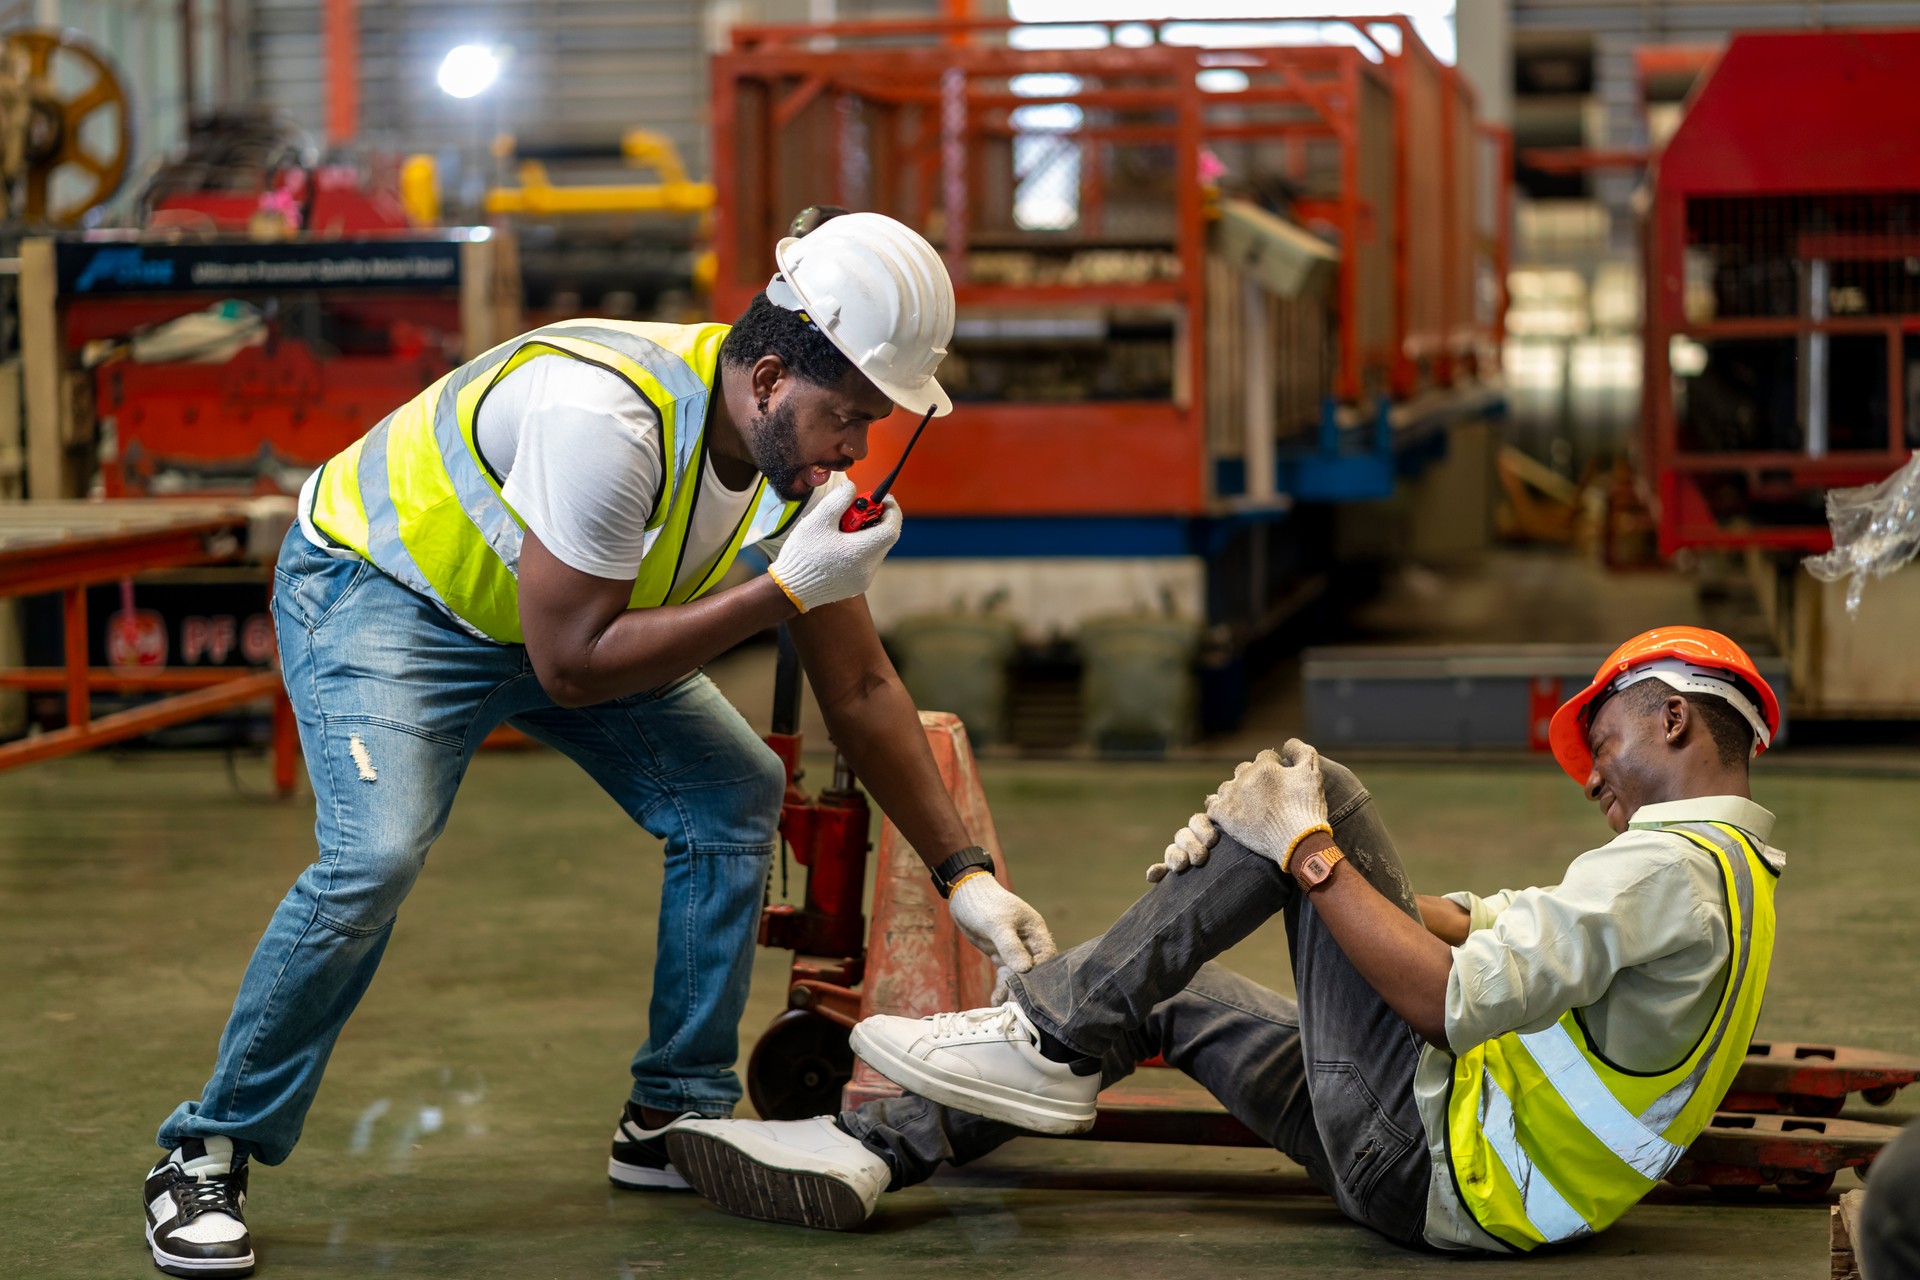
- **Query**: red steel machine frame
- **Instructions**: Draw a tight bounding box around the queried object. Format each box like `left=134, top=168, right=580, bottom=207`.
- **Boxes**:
left=1643, top=30, right=1920, bottom=554
left=90, top=312, right=455, bottom=499
left=711, top=16, right=1505, bottom=518
left=53, top=249, right=468, bottom=500
left=0, top=502, right=295, bottom=792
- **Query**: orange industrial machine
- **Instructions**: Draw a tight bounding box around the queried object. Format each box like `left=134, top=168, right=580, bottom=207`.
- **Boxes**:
left=712, top=17, right=1509, bottom=731
left=1643, top=30, right=1920, bottom=555
left=715, top=16, right=1508, bottom=518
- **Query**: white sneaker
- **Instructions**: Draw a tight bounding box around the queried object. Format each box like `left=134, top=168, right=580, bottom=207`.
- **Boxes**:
left=665, top=1117, right=890, bottom=1231
left=849, top=1002, right=1099, bottom=1135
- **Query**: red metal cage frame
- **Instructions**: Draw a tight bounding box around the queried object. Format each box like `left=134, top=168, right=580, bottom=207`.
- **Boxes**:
left=711, top=16, right=1504, bottom=517
left=1643, top=30, right=1920, bottom=554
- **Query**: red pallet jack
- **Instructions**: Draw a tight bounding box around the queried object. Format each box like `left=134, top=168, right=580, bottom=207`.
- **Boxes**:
left=745, top=675, right=1916, bottom=1200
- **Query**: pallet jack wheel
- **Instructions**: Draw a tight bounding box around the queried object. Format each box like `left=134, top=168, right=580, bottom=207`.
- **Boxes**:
left=747, top=1008, right=854, bottom=1121
left=1775, top=1171, right=1836, bottom=1202
left=1786, top=1093, right=1845, bottom=1118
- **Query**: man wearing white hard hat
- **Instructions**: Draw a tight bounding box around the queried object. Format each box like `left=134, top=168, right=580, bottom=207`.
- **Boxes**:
left=137, top=210, right=1059, bottom=1279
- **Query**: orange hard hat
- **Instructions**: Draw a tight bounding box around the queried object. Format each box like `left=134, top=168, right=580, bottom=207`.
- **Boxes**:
left=1548, top=626, right=1780, bottom=783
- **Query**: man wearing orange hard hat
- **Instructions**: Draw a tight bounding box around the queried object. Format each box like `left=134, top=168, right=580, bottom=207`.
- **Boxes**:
left=666, top=626, right=1784, bottom=1258
left=1548, top=624, right=1781, bottom=807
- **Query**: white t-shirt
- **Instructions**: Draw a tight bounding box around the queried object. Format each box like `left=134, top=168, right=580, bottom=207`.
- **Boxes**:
left=299, top=356, right=815, bottom=618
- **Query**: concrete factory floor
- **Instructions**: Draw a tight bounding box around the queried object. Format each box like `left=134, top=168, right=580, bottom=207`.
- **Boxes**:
left=5, top=737, right=1916, bottom=1279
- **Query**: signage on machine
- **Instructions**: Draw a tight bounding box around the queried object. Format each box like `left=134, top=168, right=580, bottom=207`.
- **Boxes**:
left=58, top=240, right=465, bottom=295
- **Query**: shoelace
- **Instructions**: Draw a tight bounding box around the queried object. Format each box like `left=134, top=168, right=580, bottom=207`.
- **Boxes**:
left=172, top=1172, right=242, bottom=1224
left=923, top=1006, right=1030, bottom=1043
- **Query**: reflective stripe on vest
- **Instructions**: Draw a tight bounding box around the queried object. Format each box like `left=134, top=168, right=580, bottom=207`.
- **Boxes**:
left=1473, top=1070, right=1591, bottom=1244
left=1447, top=820, right=1775, bottom=1251
left=307, top=320, right=800, bottom=643
left=1638, top=824, right=1765, bottom=1135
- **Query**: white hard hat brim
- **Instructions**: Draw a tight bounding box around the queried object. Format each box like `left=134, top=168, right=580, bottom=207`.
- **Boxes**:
left=871, top=372, right=952, bottom=418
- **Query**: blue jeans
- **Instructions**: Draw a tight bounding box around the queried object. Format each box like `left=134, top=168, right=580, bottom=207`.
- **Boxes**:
left=158, top=530, right=785, bottom=1165
left=842, top=759, right=1434, bottom=1248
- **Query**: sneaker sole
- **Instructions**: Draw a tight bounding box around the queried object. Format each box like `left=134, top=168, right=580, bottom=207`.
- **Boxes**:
left=146, top=1223, right=255, bottom=1278
left=609, top=1155, right=691, bottom=1191
left=665, top=1131, right=870, bottom=1231
left=849, top=1023, right=1096, bottom=1136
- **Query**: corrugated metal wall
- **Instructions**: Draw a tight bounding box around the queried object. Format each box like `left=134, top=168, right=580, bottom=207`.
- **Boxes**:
left=244, top=0, right=964, bottom=177
left=249, top=0, right=711, bottom=168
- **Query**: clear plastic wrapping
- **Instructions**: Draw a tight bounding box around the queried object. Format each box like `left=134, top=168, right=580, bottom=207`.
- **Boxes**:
left=1803, top=450, right=1920, bottom=616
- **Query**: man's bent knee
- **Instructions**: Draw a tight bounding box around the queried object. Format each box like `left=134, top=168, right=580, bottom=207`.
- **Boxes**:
left=1320, top=755, right=1369, bottom=821
left=669, top=742, right=785, bottom=853
left=303, top=843, right=429, bottom=936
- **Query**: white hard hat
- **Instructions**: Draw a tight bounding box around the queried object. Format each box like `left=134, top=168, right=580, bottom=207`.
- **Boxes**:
left=764, top=211, right=955, bottom=418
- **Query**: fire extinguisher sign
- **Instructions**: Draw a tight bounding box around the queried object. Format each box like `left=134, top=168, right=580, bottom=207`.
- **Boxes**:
left=105, top=611, right=275, bottom=667
left=177, top=614, right=276, bottom=666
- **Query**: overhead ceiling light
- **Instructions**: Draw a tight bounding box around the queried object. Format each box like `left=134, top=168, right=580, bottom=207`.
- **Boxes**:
left=437, top=44, right=501, bottom=99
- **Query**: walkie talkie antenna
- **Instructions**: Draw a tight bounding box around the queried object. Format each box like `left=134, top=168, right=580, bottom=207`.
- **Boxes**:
left=840, top=405, right=939, bottom=532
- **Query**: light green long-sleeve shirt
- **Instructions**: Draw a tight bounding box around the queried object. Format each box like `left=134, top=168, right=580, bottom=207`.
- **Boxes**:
left=1413, top=795, right=1784, bottom=1251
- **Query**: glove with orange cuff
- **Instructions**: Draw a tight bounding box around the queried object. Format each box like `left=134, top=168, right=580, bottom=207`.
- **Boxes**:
left=766, top=474, right=902, bottom=612
left=1203, top=739, right=1334, bottom=873
left=947, top=872, right=1059, bottom=1005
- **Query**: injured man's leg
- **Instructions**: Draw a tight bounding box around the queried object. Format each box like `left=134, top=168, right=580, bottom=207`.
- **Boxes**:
left=665, top=758, right=1433, bottom=1246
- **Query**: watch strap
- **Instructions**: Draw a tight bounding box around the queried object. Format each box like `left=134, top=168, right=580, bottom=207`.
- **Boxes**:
left=1296, top=844, right=1347, bottom=891
left=1279, top=823, right=1335, bottom=873
left=931, top=845, right=995, bottom=898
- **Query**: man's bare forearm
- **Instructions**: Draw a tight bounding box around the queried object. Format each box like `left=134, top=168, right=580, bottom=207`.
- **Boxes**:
left=819, top=673, right=973, bottom=869
left=1296, top=834, right=1456, bottom=1048
left=518, top=530, right=802, bottom=707
left=787, top=599, right=974, bottom=870
left=535, top=575, right=797, bottom=707
left=1417, top=894, right=1471, bottom=945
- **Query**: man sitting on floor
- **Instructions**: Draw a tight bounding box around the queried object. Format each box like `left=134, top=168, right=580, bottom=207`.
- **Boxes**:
left=665, top=627, right=1785, bottom=1253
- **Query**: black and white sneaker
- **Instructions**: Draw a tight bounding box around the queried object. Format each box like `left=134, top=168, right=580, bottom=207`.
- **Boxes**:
left=143, top=1137, right=255, bottom=1277
left=609, top=1103, right=698, bottom=1190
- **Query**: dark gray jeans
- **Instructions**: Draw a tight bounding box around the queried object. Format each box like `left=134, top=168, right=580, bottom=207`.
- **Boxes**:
left=840, top=758, right=1434, bottom=1248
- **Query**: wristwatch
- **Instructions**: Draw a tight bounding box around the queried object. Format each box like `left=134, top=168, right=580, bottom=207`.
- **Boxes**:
left=930, top=845, right=995, bottom=898
left=1293, top=844, right=1347, bottom=892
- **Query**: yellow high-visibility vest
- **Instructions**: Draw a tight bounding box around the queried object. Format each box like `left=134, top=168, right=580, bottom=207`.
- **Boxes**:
left=306, top=320, right=801, bottom=644
left=1446, top=820, right=1777, bottom=1250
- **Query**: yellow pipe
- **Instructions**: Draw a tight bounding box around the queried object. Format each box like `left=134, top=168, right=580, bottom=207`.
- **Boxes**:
left=621, top=130, right=690, bottom=185
left=400, top=153, right=442, bottom=227
left=482, top=133, right=715, bottom=217
left=483, top=179, right=715, bottom=217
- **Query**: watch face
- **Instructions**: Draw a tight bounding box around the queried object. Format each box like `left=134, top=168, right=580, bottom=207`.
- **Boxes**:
left=1302, top=852, right=1331, bottom=884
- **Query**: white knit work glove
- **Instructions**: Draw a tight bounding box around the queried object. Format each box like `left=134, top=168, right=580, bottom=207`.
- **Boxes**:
left=766, top=474, right=903, bottom=612
left=947, top=872, right=1059, bottom=1005
left=1204, top=739, right=1332, bottom=873
left=1145, top=810, right=1221, bottom=883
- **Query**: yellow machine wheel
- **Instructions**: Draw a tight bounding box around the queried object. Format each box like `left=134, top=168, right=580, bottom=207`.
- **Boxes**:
left=2, top=27, right=131, bottom=224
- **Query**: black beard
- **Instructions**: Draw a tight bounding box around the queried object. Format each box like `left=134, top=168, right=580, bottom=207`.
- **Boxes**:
left=746, top=399, right=812, bottom=501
